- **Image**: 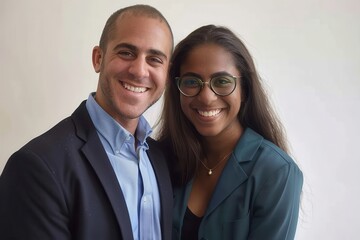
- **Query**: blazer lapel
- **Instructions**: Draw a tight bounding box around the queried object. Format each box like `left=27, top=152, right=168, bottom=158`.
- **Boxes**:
left=205, top=128, right=263, bottom=217
left=72, top=101, right=134, bottom=240
left=205, top=155, right=248, bottom=216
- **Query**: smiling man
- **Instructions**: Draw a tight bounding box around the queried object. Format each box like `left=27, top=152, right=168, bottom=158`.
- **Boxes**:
left=92, top=8, right=173, bottom=134
left=0, top=5, right=174, bottom=240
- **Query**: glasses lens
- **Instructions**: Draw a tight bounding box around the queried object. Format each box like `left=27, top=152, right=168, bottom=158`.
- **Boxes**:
left=211, top=76, right=236, bottom=96
left=178, top=76, right=202, bottom=96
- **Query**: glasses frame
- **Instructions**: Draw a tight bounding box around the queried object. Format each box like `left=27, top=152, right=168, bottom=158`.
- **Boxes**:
left=176, top=75, right=239, bottom=97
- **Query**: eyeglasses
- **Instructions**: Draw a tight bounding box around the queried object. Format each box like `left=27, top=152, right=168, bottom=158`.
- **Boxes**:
left=176, top=75, right=239, bottom=97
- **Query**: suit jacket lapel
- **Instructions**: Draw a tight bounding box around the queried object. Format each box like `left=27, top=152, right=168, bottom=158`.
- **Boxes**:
left=147, top=139, right=173, bottom=240
left=72, top=101, right=134, bottom=240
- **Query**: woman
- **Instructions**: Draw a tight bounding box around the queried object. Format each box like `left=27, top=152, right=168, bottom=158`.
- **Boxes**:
left=157, top=25, right=303, bottom=240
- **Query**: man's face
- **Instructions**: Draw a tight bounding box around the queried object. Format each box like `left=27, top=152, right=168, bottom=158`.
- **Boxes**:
left=92, top=14, right=172, bottom=133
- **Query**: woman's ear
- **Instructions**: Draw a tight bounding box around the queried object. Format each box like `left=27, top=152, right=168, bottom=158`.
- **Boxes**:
left=92, top=46, right=103, bottom=73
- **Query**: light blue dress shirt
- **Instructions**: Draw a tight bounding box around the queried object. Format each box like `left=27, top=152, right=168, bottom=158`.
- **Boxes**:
left=86, top=93, right=161, bottom=240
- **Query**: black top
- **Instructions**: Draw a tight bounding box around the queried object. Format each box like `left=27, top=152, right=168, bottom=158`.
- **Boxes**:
left=181, top=207, right=203, bottom=240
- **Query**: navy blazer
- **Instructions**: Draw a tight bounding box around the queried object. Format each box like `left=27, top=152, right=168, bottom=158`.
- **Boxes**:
left=172, top=128, right=303, bottom=240
left=0, top=101, right=173, bottom=240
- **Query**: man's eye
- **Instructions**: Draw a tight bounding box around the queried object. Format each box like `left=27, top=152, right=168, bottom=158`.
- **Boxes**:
left=148, top=56, right=163, bottom=64
left=118, top=51, right=134, bottom=58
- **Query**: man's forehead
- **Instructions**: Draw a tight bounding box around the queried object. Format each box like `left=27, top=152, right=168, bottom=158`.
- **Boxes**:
left=111, top=15, right=172, bottom=56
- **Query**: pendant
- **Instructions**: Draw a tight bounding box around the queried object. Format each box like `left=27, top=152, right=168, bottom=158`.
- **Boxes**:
left=208, top=169, right=213, bottom=175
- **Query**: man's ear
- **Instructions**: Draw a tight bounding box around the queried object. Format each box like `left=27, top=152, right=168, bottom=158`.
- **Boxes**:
left=92, top=46, right=103, bottom=73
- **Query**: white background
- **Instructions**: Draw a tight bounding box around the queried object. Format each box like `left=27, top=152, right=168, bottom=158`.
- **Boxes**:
left=1, top=0, right=359, bottom=239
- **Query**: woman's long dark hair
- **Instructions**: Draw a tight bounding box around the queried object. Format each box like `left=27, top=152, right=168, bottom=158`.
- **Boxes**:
left=157, top=25, right=288, bottom=186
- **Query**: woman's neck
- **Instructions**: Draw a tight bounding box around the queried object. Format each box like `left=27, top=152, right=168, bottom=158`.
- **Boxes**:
left=202, top=124, right=244, bottom=162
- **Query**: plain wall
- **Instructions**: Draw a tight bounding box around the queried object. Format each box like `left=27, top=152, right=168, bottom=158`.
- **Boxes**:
left=1, top=0, right=359, bottom=239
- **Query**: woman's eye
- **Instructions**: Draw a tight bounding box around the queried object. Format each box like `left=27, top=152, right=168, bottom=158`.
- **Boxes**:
left=213, top=77, right=233, bottom=87
left=183, top=79, right=200, bottom=87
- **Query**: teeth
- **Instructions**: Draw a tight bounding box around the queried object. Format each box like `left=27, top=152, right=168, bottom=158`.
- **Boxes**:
left=123, top=83, right=146, bottom=93
left=198, top=109, right=221, bottom=117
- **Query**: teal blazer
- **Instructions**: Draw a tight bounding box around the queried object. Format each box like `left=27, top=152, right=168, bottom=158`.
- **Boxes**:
left=172, top=128, right=303, bottom=240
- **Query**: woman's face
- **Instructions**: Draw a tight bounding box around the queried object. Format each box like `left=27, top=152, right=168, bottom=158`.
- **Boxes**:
left=179, top=43, right=243, bottom=139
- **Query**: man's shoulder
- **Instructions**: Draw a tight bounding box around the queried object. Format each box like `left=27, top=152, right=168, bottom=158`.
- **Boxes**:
left=23, top=100, right=90, bottom=152
left=20, top=116, right=77, bottom=155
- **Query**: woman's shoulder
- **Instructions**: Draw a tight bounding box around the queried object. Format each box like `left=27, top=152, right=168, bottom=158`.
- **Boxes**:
left=235, top=128, right=301, bottom=176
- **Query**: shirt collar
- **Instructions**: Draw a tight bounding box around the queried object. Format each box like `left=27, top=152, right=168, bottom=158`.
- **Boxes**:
left=86, top=93, right=152, bottom=153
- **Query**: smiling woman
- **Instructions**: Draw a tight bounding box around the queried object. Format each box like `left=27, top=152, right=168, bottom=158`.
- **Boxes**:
left=157, top=24, right=303, bottom=240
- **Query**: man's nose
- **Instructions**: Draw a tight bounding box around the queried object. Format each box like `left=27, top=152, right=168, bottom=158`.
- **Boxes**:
left=129, top=57, right=149, bottom=79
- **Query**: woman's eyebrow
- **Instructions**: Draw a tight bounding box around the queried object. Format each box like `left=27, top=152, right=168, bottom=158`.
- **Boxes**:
left=181, top=71, right=233, bottom=78
left=181, top=72, right=202, bottom=78
left=211, top=71, right=233, bottom=78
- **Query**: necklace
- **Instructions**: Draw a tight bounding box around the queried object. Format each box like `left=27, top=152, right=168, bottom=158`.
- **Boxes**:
left=199, top=152, right=232, bottom=176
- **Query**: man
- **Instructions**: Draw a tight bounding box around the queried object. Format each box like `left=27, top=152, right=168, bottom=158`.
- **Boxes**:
left=0, top=4, right=173, bottom=240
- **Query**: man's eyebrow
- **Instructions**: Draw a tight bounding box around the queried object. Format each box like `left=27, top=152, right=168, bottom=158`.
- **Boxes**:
left=113, top=43, right=168, bottom=60
left=113, top=43, right=137, bottom=52
left=148, top=49, right=168, bottom=60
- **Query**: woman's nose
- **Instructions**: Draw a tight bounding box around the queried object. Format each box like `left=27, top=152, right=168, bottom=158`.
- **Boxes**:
left=197, top=82, right=217, bottom=103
